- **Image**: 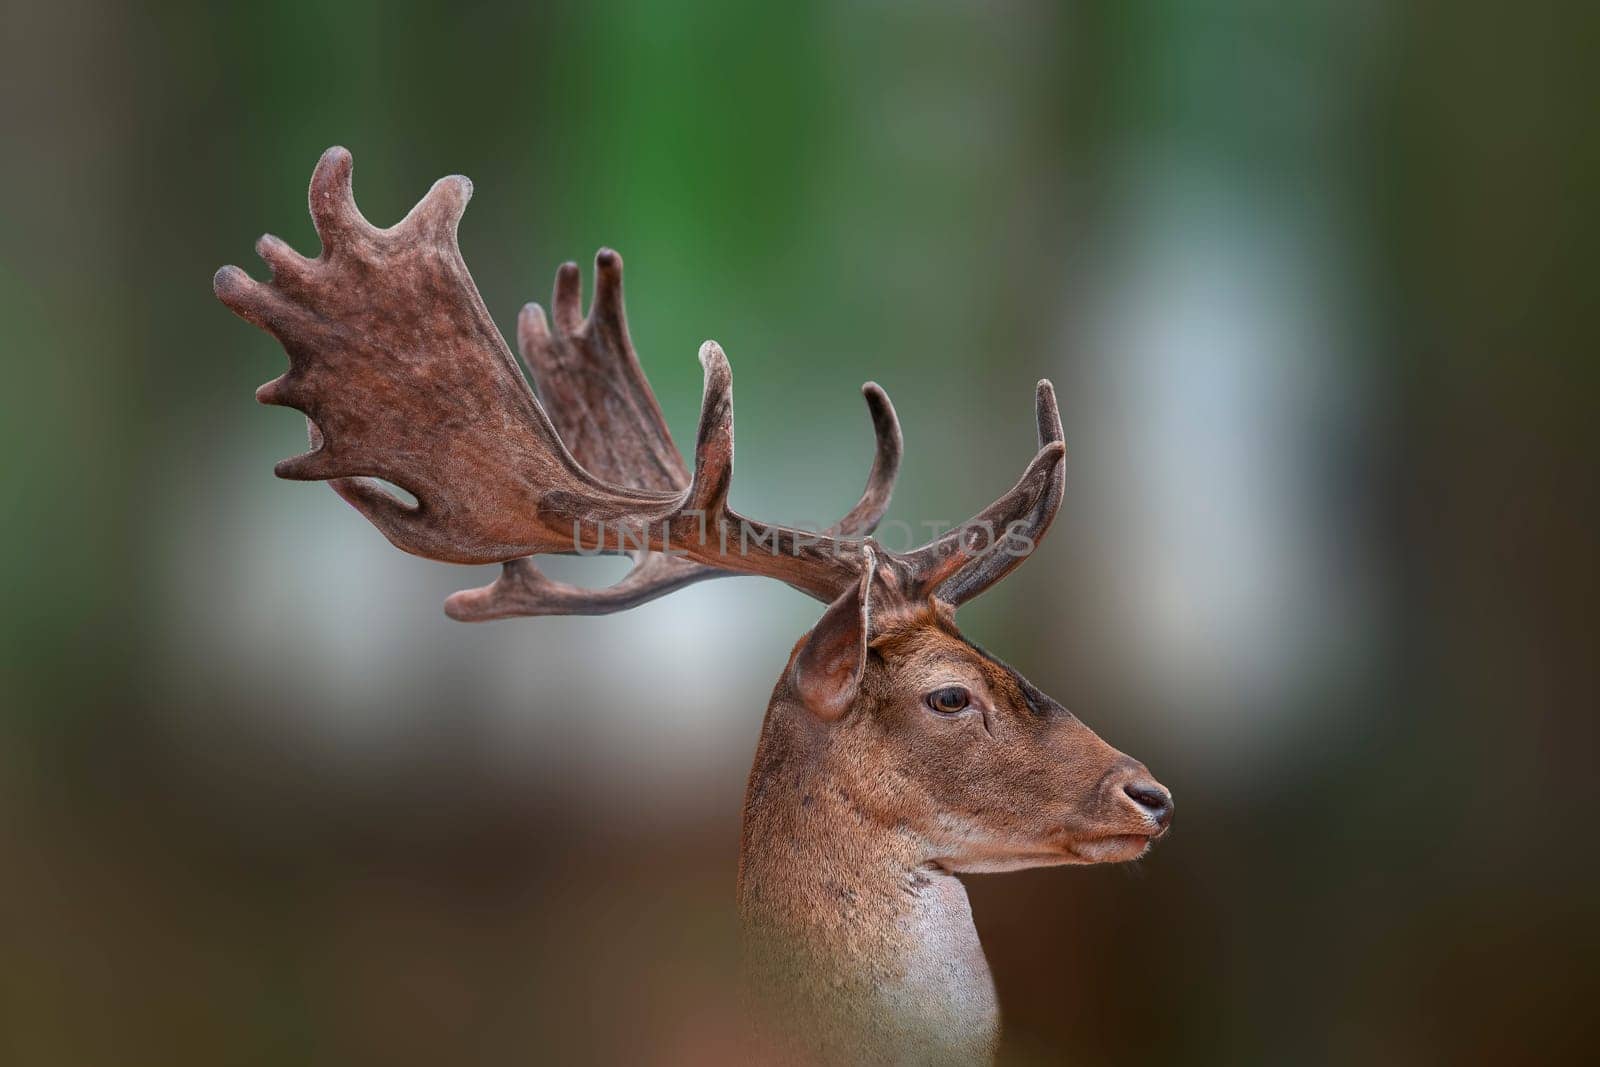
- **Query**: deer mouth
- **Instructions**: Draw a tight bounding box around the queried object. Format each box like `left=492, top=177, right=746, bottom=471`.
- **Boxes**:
left=1068, top=834, right=1153, bottom=863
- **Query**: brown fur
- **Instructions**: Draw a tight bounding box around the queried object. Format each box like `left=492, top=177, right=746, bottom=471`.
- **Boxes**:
left=738, top=602, right=1170, bottom=1063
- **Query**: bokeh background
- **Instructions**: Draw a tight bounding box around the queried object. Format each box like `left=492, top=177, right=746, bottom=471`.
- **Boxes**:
left=3, top=2, right=1594, bottom=1064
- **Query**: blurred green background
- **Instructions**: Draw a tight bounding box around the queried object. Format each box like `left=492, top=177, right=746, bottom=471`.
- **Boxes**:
left=2, top=1, right=1594, bottom=1064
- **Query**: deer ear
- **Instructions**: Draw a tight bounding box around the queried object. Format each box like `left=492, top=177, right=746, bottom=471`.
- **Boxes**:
left=790, top=554, right=875, bottom=721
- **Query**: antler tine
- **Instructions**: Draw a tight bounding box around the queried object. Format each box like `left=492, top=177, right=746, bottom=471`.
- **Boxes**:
left=443, top=554, right=715, bottom=620
left=898, top=381, right=1066, bottom=606
left=588, top=247, right=628, bottom=344
left=682, top=350, right=902, bottom=540
left=1034, top=376, right=1064, bottom=448
left=254, top=234, right=315, bottom=296
left=307, top=146, right=373, bottom=249
left=684, top=340, right=735, bottom=516
left=516, top=249, right=689, bottom=493
left=552, top=260, right=585, bottom=334
left=651, top=342, right=867, bottom=602
left=824, top=383, right=902, bottom=537
left=398, top=174, right=475, bottom=247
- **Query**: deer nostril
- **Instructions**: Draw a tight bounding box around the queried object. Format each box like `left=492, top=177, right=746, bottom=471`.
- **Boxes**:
left=1123, top=782, right=1173, bottom=829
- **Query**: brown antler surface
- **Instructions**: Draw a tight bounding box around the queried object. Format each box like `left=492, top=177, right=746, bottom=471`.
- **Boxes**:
left=217, top=147, right=1065, bottom=618
left=214, top=147, right=674, bottom=565
left=900, top=380, right=1066, bottom=606
left=444, top=251, right=904, bottom=619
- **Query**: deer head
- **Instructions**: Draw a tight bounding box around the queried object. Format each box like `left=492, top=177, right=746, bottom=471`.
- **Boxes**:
left=216, top=147, right=1171, bottom=1058
left=780, top=585, right=1172, bottom=875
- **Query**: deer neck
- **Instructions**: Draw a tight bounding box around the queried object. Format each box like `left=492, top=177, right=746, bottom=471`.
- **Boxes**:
left=736, top=699, right=999, bottom=1063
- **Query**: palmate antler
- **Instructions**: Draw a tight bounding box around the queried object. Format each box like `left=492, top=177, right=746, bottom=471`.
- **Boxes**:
left=215, top=147, right=1064, bottom=616
left=444, top=252, right=903, bottom=619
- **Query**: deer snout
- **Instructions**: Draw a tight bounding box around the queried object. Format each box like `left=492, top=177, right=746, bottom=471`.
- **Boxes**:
left=1123, top=780, right=1173, bottom=830
left=1109, top=763, right=1173, bottom=832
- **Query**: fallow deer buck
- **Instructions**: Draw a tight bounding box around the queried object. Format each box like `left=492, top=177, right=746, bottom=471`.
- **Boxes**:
left=215, top=147, right=1173, bottom=1064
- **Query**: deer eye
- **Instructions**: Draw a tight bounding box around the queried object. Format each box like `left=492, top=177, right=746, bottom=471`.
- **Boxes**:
left=926, top=686, right=971, bottom=714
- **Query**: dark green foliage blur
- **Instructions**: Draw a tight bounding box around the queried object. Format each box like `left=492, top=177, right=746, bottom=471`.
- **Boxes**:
left=1, top=2, right=1593, bottom=1064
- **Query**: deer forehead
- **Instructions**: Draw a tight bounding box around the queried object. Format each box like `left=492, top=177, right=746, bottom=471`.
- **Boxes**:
left=869, top=623, right=1020, bottom=701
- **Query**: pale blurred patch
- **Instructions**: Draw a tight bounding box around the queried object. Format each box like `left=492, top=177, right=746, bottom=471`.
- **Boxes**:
left=153, top=431, right=811, bottom=820
left=1080, top=166, right=1379, bottom=758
